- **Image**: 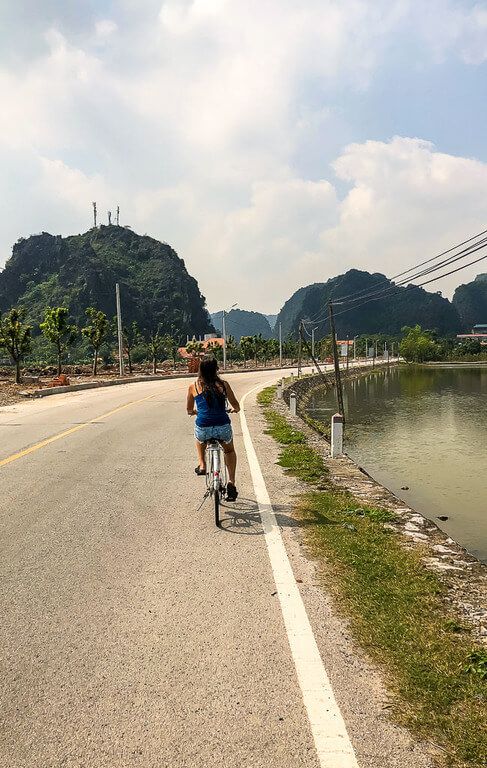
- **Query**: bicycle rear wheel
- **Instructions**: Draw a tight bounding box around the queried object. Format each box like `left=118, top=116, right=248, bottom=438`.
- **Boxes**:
left=214, top=485, right=220, bottom=527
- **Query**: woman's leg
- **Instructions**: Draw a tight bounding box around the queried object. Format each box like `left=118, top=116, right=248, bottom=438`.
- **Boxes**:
left=196, top=440, right=206, bottom=470
left=222, top=440, right=237, bottom=484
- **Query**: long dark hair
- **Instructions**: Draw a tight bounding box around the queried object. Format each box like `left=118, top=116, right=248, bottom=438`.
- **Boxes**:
left=198, top=357, right=226, bottom=406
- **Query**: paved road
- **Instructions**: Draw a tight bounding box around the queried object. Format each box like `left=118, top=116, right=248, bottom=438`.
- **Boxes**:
left=0, top=369, right=329, bottom=767
left=1, top=364, right=422, bottom=768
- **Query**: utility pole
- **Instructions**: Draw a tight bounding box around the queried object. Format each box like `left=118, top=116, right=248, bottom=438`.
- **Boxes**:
left=328, top=302, right=344, bottom=419
left=346, top=335, right=349, bottom=372
left=116, top=205, right=120, bottom=226
left=115, top=283, right=124, bottom=376
left=92, top=202, right=97, bottom=228
left=311, top=327, right=315, bottom=361
left=279, top=321, right=282, bottom=368
left=222, top=310, right=226, bottom=371
left=299, top=323, right=331, bottom=388
left=297, top=322, right=302, bottom=377
left=365, top=337, right=368, bottom=360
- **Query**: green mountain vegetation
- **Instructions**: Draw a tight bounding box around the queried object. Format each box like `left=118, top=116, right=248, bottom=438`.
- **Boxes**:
left=210, top=308, right=273, bottom=341
left=452, top=273, right=487, bottom=331
left=0, top=226, right=213, bottom=337
left=275, top=269, right=461, bottom=338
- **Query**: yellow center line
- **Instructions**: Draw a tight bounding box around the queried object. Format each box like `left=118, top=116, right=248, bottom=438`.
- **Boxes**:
left=0, top=387, right=178, bottom=469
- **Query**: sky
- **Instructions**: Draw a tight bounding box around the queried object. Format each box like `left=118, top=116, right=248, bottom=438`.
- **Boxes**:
left=1, top=1, right=487, bottom=313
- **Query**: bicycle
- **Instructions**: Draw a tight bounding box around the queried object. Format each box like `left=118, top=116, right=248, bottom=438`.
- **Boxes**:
left=205, top=438, right=227, bottom=527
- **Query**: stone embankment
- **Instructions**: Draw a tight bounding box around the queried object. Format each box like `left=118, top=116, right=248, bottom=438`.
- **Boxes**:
left=280, top=370, right=487, bottom=644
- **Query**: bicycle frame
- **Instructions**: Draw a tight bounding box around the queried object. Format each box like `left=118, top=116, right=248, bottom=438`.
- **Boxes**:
left=206, top=440, right=226, bottom=491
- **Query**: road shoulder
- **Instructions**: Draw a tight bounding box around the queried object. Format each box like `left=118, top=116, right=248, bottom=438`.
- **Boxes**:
left=242, top=385, right=435, bottom=768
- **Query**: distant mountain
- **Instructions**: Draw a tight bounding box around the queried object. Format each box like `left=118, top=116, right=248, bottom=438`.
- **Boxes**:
left=0, top=226, right=213, bottom=336
left=275, top=269, right=461, bottom=338
left=265, top=314, right=278, bottom=329
left=452, top=273, right=487, bottom=331
left=210, top=308, right=273, bottom=341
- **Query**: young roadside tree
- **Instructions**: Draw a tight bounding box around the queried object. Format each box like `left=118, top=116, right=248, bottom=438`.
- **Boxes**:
left=399, top=325, right=442, bottom=363
left=253, top=333, right=265, bottom=367
left=81, top=307, right=109, bottom=376
left=240, top=336, right=254, bottom=368
left=0, top=307, right=32, bottom=384
left=266, top=338, right=279, bottom=364
left=206, top=340, right=223, bottom=361
left=40, top=306, right=77, bottom=375
left=165, top=329, right=180, bottom=368
left=226, top=334, right=237, bottom=366
left=147, top=327, right=167, bottom=374
left=122, top=321, right=142, bottom=374
left=186, top=339, right=204, bottom=358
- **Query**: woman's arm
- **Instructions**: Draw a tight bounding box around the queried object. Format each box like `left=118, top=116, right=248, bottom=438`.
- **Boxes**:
left=187, top=385, right=196, bottom=415
left=224, top=381, right=240, bottom=413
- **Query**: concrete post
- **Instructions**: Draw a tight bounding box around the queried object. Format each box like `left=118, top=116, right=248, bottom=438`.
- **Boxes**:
left=331, top=413, right=344, bottom=457
left=277, top=381, right=283, bottom=399
left=290, top=392, right=297, bottom=416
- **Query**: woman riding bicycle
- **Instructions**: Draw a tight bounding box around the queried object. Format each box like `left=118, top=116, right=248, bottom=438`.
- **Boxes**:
left=186, top=356, right=240, bottom=501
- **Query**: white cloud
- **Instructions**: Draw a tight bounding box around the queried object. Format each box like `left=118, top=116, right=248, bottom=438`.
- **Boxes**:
left=1, top=2, right=487, bottom=314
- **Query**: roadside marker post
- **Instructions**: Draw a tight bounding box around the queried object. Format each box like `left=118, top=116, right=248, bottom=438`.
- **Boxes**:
left=331, top=413, right=344, bottom=457
left=277, top=381, right=283, bottom=399
left=290, top=392, right=297, bottom=416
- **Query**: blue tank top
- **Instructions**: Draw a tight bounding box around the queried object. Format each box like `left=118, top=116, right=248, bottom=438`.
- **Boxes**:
left=195, top=381, right=230, bottom=427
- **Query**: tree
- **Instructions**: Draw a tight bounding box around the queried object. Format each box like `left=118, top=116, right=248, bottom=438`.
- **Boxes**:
left=457, top=338, right=482, bottom=356
left=399, top=325, right=442, bottom=363
left=186, top=338, right=204, bottom=358
left=39, top=306, right=77, bottom=375
left=253, top=333, right=265, bottom=366
left=147, top=327, right=167, bottom=374
left=265, top=338, right=279, bottom=363
left=0, top=307, right=32, bottom=384
left=240, top=336, right=254, bottom=368
left=206, top=340, right=223, bottom=361
left=166, top=328, right=181, bottom=367
left=317, top=335, right=333, bottom=359
left=226, top=335, right=237, bottom=366
left=122, top=320, right=142, bottom=374
left=81, top=307, right=109, bottom=375
left=283, top=336, right=298, bottom=361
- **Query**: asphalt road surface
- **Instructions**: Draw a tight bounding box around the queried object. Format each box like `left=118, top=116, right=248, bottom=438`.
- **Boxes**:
left=0, top=366, right=427, bottom=768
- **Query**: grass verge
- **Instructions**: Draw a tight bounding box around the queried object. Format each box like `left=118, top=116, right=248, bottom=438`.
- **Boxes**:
left=257, top=385, right=487, bottom=768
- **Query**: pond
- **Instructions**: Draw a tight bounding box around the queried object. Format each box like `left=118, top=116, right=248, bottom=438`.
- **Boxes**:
left=306, top=365, right=487, bottom=562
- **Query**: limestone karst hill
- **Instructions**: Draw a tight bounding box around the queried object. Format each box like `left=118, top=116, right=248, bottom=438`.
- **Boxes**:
left=275, top=269, right=462, bottom=338
left=0, top=226, right=213, bottom=336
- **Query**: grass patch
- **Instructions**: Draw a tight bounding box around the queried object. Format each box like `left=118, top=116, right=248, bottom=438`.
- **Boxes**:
left=259, top=386, right=327, bottom=484
left=259, top=385, right=487, bottom=767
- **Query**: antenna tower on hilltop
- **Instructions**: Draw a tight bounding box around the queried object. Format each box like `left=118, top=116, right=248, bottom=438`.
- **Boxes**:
left=92, top=202, right=97, bottom=228
left=116, top=205, right=120, bottom=226
left=108, top=210, right=112, bottom=226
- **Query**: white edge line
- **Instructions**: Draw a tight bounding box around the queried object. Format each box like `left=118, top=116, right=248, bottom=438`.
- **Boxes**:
left=239, top=379, right=359, bottom=768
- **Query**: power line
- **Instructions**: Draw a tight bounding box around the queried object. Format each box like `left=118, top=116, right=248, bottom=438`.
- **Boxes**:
left=333, top=235, right=487, bottom=310
left=303, top=235, right=487, bottom=328
left=332, top=226, right=487, bottom=305
left=329, top=246, right=487, bottom=322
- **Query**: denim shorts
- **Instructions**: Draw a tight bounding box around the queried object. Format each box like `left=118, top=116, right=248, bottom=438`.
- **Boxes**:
left=194, top=423, right=233, bottom=444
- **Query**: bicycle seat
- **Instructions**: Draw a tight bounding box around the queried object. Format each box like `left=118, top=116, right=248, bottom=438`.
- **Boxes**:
left=207, top=438, right=219, bottom=445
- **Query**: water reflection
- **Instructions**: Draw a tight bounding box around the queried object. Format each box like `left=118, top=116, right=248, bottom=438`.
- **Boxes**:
left=307, top=366, right=487, bottom=561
